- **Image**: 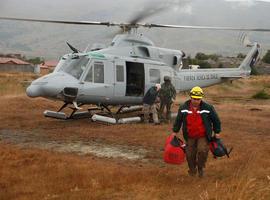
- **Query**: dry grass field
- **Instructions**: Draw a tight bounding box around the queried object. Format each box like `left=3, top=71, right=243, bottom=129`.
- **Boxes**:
left=0, top=72, right=270, bottom=200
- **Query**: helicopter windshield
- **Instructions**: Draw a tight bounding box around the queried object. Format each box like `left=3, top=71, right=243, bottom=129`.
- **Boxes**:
left=55, top=56, right=90, bottom=79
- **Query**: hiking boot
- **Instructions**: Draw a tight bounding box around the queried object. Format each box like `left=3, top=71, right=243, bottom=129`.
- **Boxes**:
left=163, top=120, right=169, bottom=124
left=188, top=169, right=197, bottom=177
left=154, top=122, right=161, bottom=125
left=198, top=168, right=204, bottom=178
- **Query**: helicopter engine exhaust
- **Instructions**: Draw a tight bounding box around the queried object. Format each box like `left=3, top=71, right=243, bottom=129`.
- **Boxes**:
left=61, top=87, right=81, bottom=110
left=62, top=87, right=78, bottom=102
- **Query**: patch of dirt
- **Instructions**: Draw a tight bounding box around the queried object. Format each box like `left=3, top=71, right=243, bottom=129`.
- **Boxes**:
left=0, top=74, right=270, bottom=200
left=0, top=130, right=148, bottom=161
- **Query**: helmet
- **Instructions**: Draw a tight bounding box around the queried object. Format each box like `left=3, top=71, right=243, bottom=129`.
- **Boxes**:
left=190, top=86, right=204, bottom=99
left=164, top=76, right=171, bottom=81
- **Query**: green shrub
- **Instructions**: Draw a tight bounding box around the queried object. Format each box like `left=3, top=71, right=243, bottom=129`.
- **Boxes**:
left=198, top=61, right=212, bottom=69
left=26, top=57, right=44, bottom=64
left=208, top=54, right=220, bottom=61
left=262, top=50, right=270, bottom=64
left=195, top=52, right=208, bottom=60
left=218, top=63, right=224, bottom=68
left=195, top=53, right=220, bottom=61
left=251, top=67, right=259, bottom=75
left=237, top=53, right=246, bottom=58
left=252, top=90, right=270, bottom=99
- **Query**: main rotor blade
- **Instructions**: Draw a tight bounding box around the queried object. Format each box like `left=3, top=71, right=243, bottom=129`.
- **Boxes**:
left=145, top=23, right=270, bottom=32
left=0, top=16, right=113, bottom=26
left=66, top=42, right=80, bottom=53
left=1, top=16, right=270, bottom=33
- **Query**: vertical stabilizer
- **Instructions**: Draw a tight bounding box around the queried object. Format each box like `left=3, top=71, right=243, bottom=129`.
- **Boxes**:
left=238, top=43, right=260, bottom=72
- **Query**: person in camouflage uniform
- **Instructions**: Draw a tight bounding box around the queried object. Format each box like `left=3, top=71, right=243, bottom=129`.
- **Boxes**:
left=159, top=76, right=176, bottom=122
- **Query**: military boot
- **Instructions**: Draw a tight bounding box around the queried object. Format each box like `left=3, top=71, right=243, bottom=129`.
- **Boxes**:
left=188, top=169, right=197, bottom=177
left=198, top=167, right=204, bottom=178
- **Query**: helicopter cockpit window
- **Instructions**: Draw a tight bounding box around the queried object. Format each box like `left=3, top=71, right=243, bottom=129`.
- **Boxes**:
left=149, top=69, right=160, bottom=83
left=56, top=56, right=89, bottom=80
left=53, top=58, right=65, bottom=72
left=94, top=62, right=104, bottom=83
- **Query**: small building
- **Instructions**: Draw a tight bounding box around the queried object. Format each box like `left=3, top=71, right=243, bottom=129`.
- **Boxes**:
left=39, top=60, right=58, bottom=74
left=0, top=57, right=35, bottom=73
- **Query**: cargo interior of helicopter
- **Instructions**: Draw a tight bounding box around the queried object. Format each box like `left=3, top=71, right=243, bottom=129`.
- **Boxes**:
left=126, top=61, right=145, bottom=97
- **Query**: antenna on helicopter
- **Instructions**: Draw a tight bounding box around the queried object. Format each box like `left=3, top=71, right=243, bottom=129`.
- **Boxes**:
left=83, top=44, right=91, bottom=52
left=66, top=42, right=81, bottom=53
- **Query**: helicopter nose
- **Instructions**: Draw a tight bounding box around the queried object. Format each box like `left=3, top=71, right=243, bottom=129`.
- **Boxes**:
left=26, top=72, right=78, bottom=98
left=26, top=84, right=42, bottom=97
left=26, top=79, right=49, bottom=97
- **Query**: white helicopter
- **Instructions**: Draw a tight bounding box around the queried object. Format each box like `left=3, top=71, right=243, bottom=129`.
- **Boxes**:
left=0, top=15, right=268, bottom=120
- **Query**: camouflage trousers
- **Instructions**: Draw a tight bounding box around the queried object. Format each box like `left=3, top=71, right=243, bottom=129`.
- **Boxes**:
left=143, top=103, right=159, bottom=124
left=159, top=101, right=172, bottom=122
left=186, top=137, right=209, bottom=173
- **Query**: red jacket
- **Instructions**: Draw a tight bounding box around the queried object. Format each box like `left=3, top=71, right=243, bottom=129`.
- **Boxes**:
left=186, top=103, right=206, bottom=138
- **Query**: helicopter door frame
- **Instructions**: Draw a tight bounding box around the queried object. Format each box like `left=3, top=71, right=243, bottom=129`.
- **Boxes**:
left=144, top=64, right=162, bottom=92
left=113, top=60, right=126, bottom=97
left=79, top=59, right=114, bottom=103
left=125, top=61, right=145, bottom=97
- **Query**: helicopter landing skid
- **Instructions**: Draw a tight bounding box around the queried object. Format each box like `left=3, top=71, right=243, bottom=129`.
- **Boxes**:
left=43, top=103, right=143, bottom=120
left=44, top=110, right=68, bottom=120
left=43, top=110, right=92, bottom=120
left=43, top=102, right=93, bottom=120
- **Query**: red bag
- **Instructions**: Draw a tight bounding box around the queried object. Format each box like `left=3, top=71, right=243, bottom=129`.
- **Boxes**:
left=163, top=134, right=186, bottom=165
left=209, top=138, right=233, bottom=158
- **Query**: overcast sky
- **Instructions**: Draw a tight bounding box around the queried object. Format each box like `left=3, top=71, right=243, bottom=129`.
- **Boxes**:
left=0, top=0, right=270, bottom=19
left=1, top=0, right=269, bottom=28
left=0, top=0, right=270, bottom=58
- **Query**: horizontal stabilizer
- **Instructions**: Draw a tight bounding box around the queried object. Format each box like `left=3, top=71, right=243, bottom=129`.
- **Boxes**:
left=221, top=75, right=244, bottom=79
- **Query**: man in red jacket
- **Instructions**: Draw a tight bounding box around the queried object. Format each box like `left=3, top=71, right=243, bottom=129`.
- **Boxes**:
left=173, top=86, right=221, bottom=177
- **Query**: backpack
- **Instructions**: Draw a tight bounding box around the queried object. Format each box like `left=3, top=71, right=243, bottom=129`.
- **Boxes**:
left=209, top=138, right=233, bottom=158
left=164, top=134, right=186, bottom=165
